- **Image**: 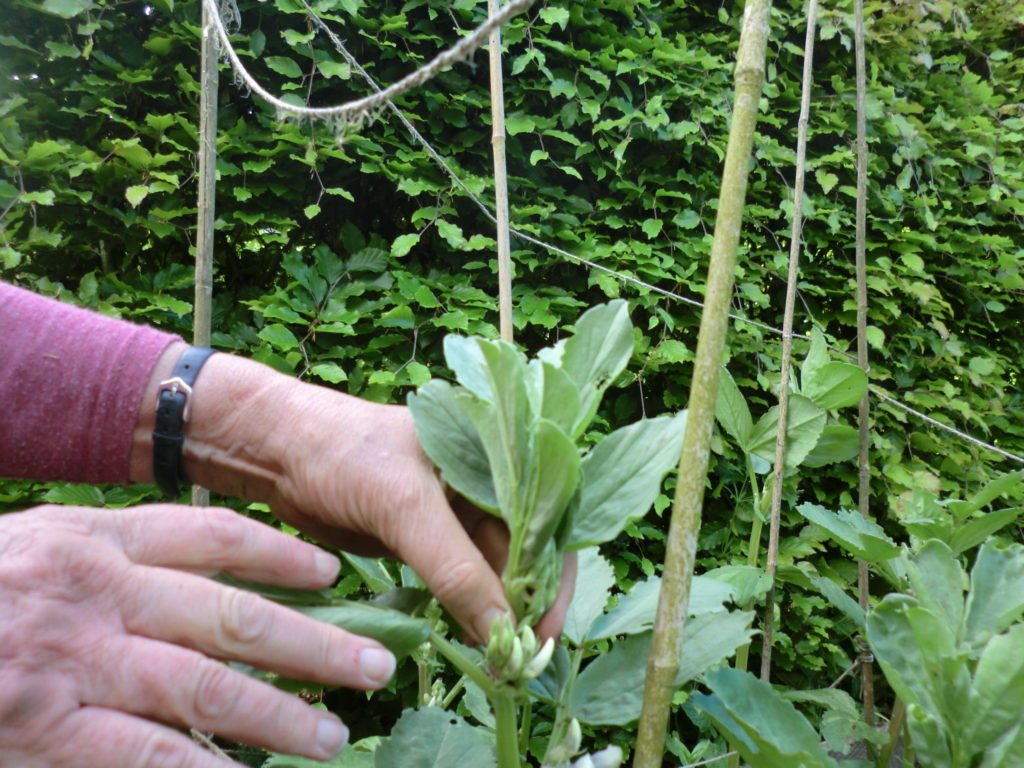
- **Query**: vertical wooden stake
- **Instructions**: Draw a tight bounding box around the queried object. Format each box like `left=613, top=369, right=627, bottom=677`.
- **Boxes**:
left=854, top=0, right=876, bottom=726
left=488, top=0, right=514, bottom=343
left=759, top=0, right=818, bottom=682
left=631, top=3, right=771, bottom=766
left=193, top=0, right=218, bottom=507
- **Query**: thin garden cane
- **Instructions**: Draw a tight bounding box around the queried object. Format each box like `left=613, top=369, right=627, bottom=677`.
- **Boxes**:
left=853, top=0, right=876, bottom=726
left=759, top=0, right=819, bottom=682
left=631, top=3, right=772, bottom=767
left=488, top=0, right=513, bottom=343
left=192, top=0, right=219, bottom=507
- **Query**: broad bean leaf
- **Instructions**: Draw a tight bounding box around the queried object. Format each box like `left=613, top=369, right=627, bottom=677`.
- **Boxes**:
left=408, top=381, right=497, bottom=513
left=563, top=547, right=615, bottom=645
left=693, top=667, right=839, bottom=768
left=585, top=575, right=734, bottom=643
left=374, top=707, right=495, bottom=768
left=905, top=540, right=965, bottom=636
left=966, top=624, right=1024, bottom=756
left=802, top=424, right=860, bottom=468
left=567, top=411, right=687, bottom=549
left=530, top=358, right=582, bottom=437
left=867, top=594, right=971, bottom=729
left=528, top=643, right=573, bottom=704
left=747, top=395, right=827, bottom=470
left=264, top=739, right=377, bottom=767
left=551, top=300, right=633, bottom=438
left=964, top=540, right=1024, bottom=648
left=714, top=366, right=753, bottom=447
left=298, top=603, right=430, bottom=660
left=801, top=361, right=868, bottom=410
left=797, top=503, right=901, bottom=564
left=521, top=418, right=579, bottom=563
left=214, top=574, right=332, bottom=606
left=569, top=611, right=753, bottom=725
left=342, top=553, right=396, bottom=594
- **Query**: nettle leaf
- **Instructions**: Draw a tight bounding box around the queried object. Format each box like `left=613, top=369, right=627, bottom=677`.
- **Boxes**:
left=567, top=411, right=686, bottom=549
left=374, top=708, right=495, bottom=768
left=570, top=611, right=753, bottom=726
left=715, top=366, right=753, bottom=447
left=563, top=547, right=615, bottom=646
left=694, top=668, right=839, bottom=768
left=747, top=395, right=826, bottom=470
left=802, top=362, right=867, bottom=410
left=797, top=503, right=901, bottom=564
left=298, top=603, right=430, bottom=660
left=408, top=381, right=497, bottom=513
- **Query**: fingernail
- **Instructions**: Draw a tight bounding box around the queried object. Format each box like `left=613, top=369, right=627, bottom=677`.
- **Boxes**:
left=315, top=552, right=341, bottom=582
left=359, top=647, right=396, bottom=686
left=316, top=716, right=349, bottom=758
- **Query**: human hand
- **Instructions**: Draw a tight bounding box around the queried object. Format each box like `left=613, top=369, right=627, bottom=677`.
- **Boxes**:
left=0, top=503, right=397, bottom=767
left=138, top=345, right=573, bottom=645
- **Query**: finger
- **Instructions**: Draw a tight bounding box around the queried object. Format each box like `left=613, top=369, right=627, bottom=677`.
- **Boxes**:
left=44, top=706, right=242, bottom=768
left=388, top=485, right=509, bottom=645
left=535, top=551, right=577, bottom=642
left=95, top=505, right=342, bottom=588
left=120, top=566, right=396, bottom=690
left=80, top=635, right=350, bottom=761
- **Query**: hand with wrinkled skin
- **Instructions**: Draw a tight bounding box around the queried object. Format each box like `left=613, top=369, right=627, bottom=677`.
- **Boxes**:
left=0, top=503, right=396, bottom=768
left=138, top=343, right=574, bottom=645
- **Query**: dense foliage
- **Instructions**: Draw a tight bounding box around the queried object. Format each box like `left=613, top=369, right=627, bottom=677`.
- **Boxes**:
left=2, top=0, right=1022, bottom=763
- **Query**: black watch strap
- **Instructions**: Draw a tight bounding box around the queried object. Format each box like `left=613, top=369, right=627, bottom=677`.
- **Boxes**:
left=153, top=345, right=217, bottom=499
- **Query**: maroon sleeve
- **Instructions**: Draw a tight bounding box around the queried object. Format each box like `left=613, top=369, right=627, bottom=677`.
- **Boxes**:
left=0, top=282, right=182, bottom=484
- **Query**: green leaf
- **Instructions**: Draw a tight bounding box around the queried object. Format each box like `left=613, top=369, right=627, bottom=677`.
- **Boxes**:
left=586, top=574, right=733, bottom=642
left=905, top=540, right=965, bottom=635
left=714, top=367, right=753, bottom=447
left=946, top=470, right=1024, bottom=520
left=265, top=56, right=304, bottom=79
left=391, top=233, right=420, bottom=257
left=530, top=359, right=581, bottom=438
left=802, top=424, right=860, bottom=468
left=264, top=738, right=377, bottom=767
left=964, top=540, right=1024, bottom=649
left=298, top=603, right=430, bottom=660
left=408, top=381, right=498, bottom=513
left=641, top=218, right=663, bottom=238
left=796, top=503, right=900, bottom=563
left=966, top=624, right=1024, bottom=755
left=520, top=418, right=580, bottom=563
left=568, top=412, right=687, bottom=549
left=374, top=708, right=495, bottom=768
left=815, top=169, right=839, bottom=194
left=258, top=323, right=300, bottom=351
left=570, top=611, right=753, bottom=726
left=704, top=565, right=773, bottom=606
left=42, top=483, right=105, bottom=506
left=311, top=362, right=347, bottom=383
left=747, top=395, right=827, bottom=470
left=42, top=0, right=90, bottom=18
left=347, top=247, right=389, bottom=272
left=949, top=507, right=1024, bottom=556
left=539, top=6, right=570, bottom=27
left=125, top=185, right=149, bottom=207
left=801, top=362, right=867, bottom=410
left=563, top=547, right=615, bottom=645
left=21, top=189, right=55, bottom=205
left=303, top=203, right=320, bottom=219
left=693, top=668, right=839, bottom=768
left=341, top=554, right=395, bottom=594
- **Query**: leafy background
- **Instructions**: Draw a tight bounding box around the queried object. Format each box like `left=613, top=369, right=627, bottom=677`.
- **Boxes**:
left=2, top=0, right=1022, bottom=762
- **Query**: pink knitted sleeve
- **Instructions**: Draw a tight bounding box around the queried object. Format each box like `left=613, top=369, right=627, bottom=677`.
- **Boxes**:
left=0, top=282, right=181, bottom=484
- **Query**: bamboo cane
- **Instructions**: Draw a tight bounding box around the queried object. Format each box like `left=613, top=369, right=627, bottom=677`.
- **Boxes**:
left=631, top=3, right=772, bottom=766
left=853, top=0, right=876, bottom=726
left=192, top=0, right=218, bottom=507
left=759, top=0, right=819, bottom=682
left=488, top=0, right=514, bottom=343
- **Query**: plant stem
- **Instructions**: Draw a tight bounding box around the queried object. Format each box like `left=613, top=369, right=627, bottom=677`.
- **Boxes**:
left=493, top=690, right=522, bottom=768
left=631, top=3, right=772, bottom=767
left=192, top=0, right=218, bottom=508
left=543, top=645, right=585, bottom=766
left=428, top=631, right=496, bottom=698
left=853, top=0, right=876, bottom=727
left=488, top=0, right=513, bottom=343
left=760, top=0, right=818, bottom=683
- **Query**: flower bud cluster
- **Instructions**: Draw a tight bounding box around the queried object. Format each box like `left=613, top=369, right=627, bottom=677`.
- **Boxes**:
left=485, top=614, right=555, bottom=685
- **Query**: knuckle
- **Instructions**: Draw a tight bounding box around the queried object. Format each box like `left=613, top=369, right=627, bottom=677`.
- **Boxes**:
left=197, top=507, right=249, bottom=554
left=429, top=557, right=480, bottom=604
left=136, top=730, right=193, bottom=768
left=218, top=587, right=274, bottom=648
left=190, top=660, right=242, bottom=723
